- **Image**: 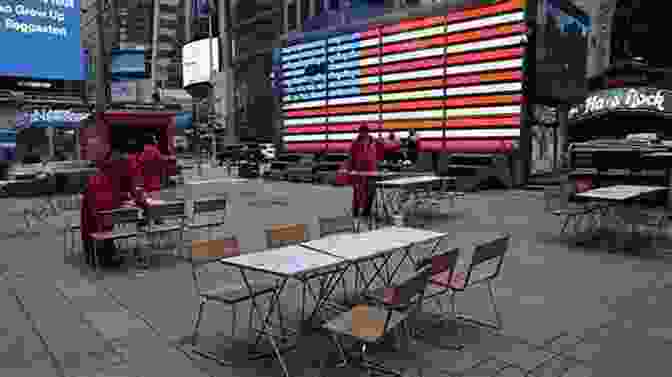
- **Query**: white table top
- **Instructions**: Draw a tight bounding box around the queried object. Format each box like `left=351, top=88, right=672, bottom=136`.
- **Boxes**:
left=576, top=185, right=668, bottom=201
left=303, top=226, right=446, bottom=261
left=377, top=175, right=443, bottom=187
left=185, top=177, right=249, bottom=186
left=220, top=244, right=344, bottom=277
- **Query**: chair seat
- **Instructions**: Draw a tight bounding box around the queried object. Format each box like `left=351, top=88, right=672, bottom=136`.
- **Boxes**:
left=323, top=305, right=407, bottom=343
left=200, top=280, right=276, bottom=304
left=365, top=287, right=406, bottom=307
left=90, top=230, right=138, bottom=241
left=430, top=270, right=466, bottom=290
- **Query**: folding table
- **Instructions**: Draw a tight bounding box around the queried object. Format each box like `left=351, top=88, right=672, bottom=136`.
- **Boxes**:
left=219, top=245, right=347, bottom=377
left=302, top=227, right=447, bottom=301
left=376, top=175, right=452, bottom=219
left=575, top=185, right=668, bottom=251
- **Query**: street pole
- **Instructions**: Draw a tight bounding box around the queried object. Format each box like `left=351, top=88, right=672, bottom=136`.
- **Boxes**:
left=208, top=4, right=216, bottom=165
left=151, top=0, right=161, bottom=97
left=95, top=0, right=108, bottom=124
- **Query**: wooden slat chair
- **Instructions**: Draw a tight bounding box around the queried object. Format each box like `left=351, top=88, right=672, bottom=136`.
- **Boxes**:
left=189, top=238, right=276, bottom=349
left=143, top=201, right=187, bottom=254
left=320, top=267, right=433, bottom=377
left=448, top=234, right=511, bottom=330
left=265, top=223, right=308, bottom=249
left=185, top=198, right=227, bottom=240
left=89, top=207, right=141, bottom=269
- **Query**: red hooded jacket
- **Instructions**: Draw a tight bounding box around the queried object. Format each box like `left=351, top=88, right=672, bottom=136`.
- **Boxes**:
left=139, top=144, right=163, bottom=193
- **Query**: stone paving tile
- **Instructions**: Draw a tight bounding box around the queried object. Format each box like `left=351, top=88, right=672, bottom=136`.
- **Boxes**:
left=8, top=274, right=118, bottom=377
left=494, top=366, right=526, bottom=377
left=560, top=364, right=593, bottom=377
left=527, top=356, right=581, bottom=377
left=542, top=333, right=583, bottom=355
left=458, top=358, right=511, bottom=377
left=486, top=341, right=554, bottom=371
left=0, top=283, right=58, bottom=377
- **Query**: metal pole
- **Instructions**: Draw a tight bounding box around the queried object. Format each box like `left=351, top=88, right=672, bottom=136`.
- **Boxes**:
left=208, top=6, right=216, bottom=164
left=151, top=0, right=161, bottom=96
left=95, top=0, right=107, bottom=116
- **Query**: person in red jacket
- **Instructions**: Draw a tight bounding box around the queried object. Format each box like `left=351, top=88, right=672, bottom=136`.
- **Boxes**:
left=349, top=125, right=380, bottom=220
left=138, top=135, right=164, bottom=201
left=81, top=154, right=123, bottom=267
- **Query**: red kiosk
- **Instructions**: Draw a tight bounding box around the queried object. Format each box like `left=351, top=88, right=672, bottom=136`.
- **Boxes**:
left=80, top=111, right=177, bottom=177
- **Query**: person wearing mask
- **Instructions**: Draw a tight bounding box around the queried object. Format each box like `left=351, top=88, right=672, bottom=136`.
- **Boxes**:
left=349, top=125, right=380, bottom=225
left=138, top=135, right=164, bottom=201
left=122, top=139, right=142, bottom=204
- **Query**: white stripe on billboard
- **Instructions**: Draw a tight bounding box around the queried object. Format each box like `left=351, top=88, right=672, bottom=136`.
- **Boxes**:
left=381, top=47, right=445, bottom=64
left=328, top=95, right=380, bottom=106
left=381, top=89, right=445, bottom=101
left=382, top=26, right=446, bottom=44
left=444, top=35, right=524, bottom=55
left=283, top=134, right=327, bottom=142
left=329, top=75, right=380, bottom=88
left=327, top=113, right=381, bottom=123
left=282, top=99, right=327, bottom=110
left=445, top=12, right=525, bottom=34
left=416, top=130, right=444, bottom=138
left=282, top=40, right=326, bottom=55
left=444, top=59, right=523, bottom=76
left=381, top=68, right=444, bottom=83
left=444, top=82, right=522, bottom=97
left=444, top=128, right=520, bottom=138
left=328, top=133, right=358, bottom=141
left=444, top=105, right=521, bottom=117
left=380, top=110, right=444, bottom=120
left=284, top=117, right=328, bottom=126
left=281, top=47, right=327, bottom=62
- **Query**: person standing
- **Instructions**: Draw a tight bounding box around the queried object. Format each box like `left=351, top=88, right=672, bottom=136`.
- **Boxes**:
left=138, top=135, right=164, bottom=201
left=406, top=129, right=418, bottom=164
left=349, top=125, right=380, bottom=224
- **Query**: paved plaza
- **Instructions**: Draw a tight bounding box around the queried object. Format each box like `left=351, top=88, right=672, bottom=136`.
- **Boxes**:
left=2, top=179, right=672, bottom=377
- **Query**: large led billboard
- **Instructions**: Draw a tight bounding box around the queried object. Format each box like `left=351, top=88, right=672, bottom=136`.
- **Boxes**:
left=0, top=0, right=83, bottom=91
left=275, top=0, right=527, bottom=154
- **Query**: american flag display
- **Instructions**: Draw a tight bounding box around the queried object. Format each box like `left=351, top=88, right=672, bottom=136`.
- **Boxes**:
left=276, top=0, right=528, bottom=153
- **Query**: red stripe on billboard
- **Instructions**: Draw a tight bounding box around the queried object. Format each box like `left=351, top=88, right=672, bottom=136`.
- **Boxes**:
left=382, top=78, right=445, bottom=92
left=381, top=16, right=446, bottom=35
left=444, top=115, right=521, bottom=128
left=444, top=0, right=525, bottom=24
left=329, top=122, right=382, bottom=132
left=382, top=100, right=444, bottom=112
left=284, top=125, right=328, bottom=134
left=285, top=142, right=327, bottom=153
left=284, top=108, right=328, bottom=117
left=444, top=94, right=523, bottom=108
left=418, top=139, right=514, bottom=153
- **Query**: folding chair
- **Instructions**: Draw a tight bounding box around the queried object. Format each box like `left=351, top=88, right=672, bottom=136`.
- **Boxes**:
left=143, top=201, right=187, bottom=254
left=364, top=241, right=464, bottom=347
left=89, top=207, right=141, bottom=270
left=188, top=238, right=277, bottom=360
left=450, top=234, right=511, bottom=330
left=318, top=214, right=359, bottom=304
left=321, top=267, right=433, bottom=377
left=264, top=223, right=308, bottom=249
left=544, top=185, right=598, bottom=235
left=185, top=198, right=227, bottom=239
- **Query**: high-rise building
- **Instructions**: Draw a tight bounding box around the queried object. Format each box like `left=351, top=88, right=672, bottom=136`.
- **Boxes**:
left=81, top=0, right=189, bottom=100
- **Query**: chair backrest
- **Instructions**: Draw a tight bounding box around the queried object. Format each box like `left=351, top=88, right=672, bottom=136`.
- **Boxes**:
left=415, top=247, right=460, bottom=276
left=265, top=223, right=307, bottom=249
left=318, top=215, right=356, bottom=237
left=193, top=198, right=227, bottom=215
left=145, top=201, right=186, bottom=221
left=99, top=207, right=140, bottom=226
left=190, top=237, right=241, bottom=261
left=391, top=267, right=434, bottom=309
left=465, top=233, right=510, bottom=285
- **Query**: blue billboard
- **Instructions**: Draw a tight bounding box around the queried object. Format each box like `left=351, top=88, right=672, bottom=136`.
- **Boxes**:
left=0, top=0, right=82, bottom=89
